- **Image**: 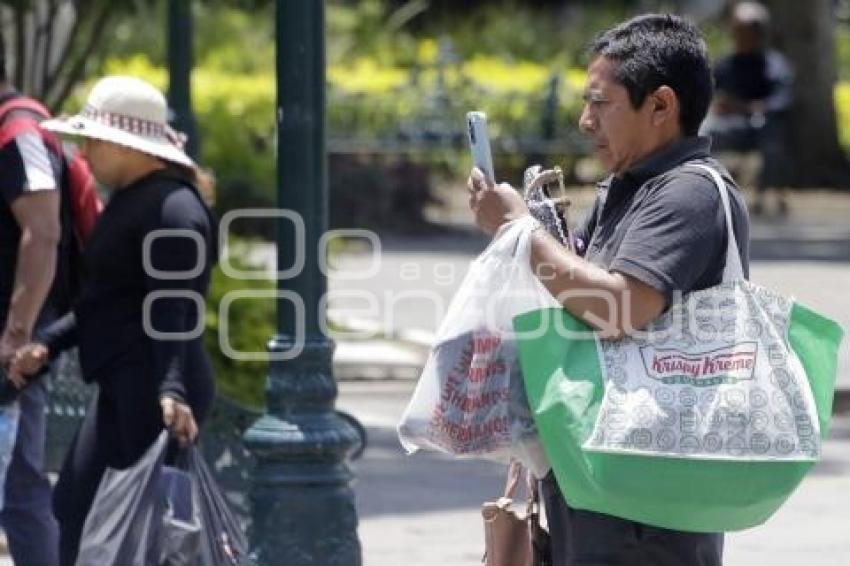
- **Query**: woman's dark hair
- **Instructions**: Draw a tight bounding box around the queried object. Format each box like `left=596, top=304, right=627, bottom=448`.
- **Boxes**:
left=162, top=161, right=216, bottom=206
left=590, top=14, right=713, bottom=136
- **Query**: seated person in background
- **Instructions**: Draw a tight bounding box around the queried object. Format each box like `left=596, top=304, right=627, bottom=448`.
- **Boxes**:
left=701, top=1, right=793, bottom=215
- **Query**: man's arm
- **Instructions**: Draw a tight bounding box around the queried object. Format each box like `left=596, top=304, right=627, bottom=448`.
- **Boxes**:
left=469, top=167, right=728, bottom=338
left=469, top=169, right=664, bottom=338
left=529, top=229, right=665, bottom=338
left=1, top=191, right=60, bottom=354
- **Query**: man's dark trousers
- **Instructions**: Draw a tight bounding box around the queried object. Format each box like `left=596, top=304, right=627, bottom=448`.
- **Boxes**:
left=542, top=473, right=724, bottom=566
left=0, top=375, right=60, bottom=566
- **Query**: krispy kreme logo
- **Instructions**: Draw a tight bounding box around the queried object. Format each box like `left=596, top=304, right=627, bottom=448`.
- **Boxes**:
left=639, top=342, right=758, bottom=386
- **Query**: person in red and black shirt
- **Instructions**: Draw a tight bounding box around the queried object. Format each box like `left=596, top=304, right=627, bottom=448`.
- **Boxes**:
left=0, top=31, right=62, bottom=566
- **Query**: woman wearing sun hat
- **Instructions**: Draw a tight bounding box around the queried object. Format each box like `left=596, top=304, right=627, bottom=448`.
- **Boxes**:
left=8, top=75, right=218, bottom=565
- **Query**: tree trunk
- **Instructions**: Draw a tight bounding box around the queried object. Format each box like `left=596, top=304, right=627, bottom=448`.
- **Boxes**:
left=0, top=0, right=120, bottom=111
left=764, top=0, right=850, bottom=187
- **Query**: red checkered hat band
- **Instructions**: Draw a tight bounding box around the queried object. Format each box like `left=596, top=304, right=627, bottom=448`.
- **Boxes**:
left=80, top=104, right=166, bottom=138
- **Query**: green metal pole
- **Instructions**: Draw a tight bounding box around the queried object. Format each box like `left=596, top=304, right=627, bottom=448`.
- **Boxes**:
left=167, top=0, right=199, bottom=158
left=243, top=1, right=362, bottom=564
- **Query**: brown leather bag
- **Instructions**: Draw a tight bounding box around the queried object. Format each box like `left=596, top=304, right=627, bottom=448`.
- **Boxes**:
left=482, top=461, right=551, bottom=566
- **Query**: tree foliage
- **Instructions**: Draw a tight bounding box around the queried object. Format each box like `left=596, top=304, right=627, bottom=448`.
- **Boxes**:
left=763, top=0, right=850, bottom=186
left=0, top=0, right=153, bottom=110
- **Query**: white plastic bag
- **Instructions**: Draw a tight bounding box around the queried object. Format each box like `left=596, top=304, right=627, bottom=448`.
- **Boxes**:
left=398, top=216, right=559, bottom=476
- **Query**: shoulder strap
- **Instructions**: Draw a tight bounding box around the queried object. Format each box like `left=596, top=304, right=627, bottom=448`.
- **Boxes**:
left=0, top=96, right=52, bottom=148
left=0, top=96, right=50, bottom=122
left=688, top=163, right=744, bottom=282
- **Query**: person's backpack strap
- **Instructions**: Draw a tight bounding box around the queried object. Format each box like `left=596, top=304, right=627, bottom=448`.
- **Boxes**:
left=0, top=96, right=102, bottom=244
left=0, top=96, right=52, bottom=148
left=0, top=95, right=102, bottom=310
left=64, top=148, right=102, bottom=243
left=0, top=96, right=51, bottom=123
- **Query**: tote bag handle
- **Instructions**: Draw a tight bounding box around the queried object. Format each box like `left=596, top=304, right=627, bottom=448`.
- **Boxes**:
left=689, top=163, right=744, bottom=282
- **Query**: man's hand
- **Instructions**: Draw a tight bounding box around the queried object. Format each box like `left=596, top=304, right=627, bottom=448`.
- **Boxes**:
left=160, top=395, right=198, bottom=447
left=0, top=334, right=23, bottom=366
left=7, top=342, right=48, bottom=387
left=467, top=167, right=530, bottom=236
left=0, top=330, right=31, bottom=385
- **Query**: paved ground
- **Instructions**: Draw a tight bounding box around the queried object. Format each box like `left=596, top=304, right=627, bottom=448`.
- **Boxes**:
left=335, top=199, right=850, bottom=565
left=341, top=380, right=850, bottom=566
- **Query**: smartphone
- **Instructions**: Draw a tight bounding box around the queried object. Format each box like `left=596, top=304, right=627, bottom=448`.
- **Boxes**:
left=466, top=111, right=495, bottom=182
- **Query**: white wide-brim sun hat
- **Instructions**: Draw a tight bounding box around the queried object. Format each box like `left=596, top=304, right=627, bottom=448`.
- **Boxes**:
left=42, top=75, right=194, bottom=167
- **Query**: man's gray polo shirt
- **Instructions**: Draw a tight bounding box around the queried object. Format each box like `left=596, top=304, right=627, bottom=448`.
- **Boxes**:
left=575, top=136, right=750, bottom=301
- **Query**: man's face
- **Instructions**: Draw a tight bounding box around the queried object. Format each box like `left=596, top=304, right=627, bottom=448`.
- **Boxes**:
left=578, top=56, right=657, bottom=177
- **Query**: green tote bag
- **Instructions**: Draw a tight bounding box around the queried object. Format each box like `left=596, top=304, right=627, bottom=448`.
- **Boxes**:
left=513, top=165, right=844, bottom=532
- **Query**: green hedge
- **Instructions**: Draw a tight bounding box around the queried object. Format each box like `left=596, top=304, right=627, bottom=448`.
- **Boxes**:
left=70, top=53, right=588, bottom=210
left=83, top=53, right=850, bottom=190
left=203, top=254, right=274, bottom=409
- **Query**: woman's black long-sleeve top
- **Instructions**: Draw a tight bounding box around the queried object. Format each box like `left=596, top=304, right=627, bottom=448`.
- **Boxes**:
left=39, top=169, right=217, bottom=406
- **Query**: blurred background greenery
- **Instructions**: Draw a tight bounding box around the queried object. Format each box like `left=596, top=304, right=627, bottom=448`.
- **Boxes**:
left=38, top=0, right=850, bottom=228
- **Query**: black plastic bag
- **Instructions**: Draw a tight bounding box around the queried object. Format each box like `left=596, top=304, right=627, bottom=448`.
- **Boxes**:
left=76, top=431, right=172, bottom=566
left=159, top=466, right=202, bottom=565
left=188, top=446, right=254, bottom=565
left=76, top=431, right=253, bottom=566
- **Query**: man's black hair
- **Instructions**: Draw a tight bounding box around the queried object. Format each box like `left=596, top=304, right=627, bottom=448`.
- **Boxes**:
left=590, top=14, right=713, bottom=136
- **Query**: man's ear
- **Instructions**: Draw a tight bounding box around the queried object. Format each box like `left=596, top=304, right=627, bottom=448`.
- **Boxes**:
left=650, top=85, right=679, bottom=128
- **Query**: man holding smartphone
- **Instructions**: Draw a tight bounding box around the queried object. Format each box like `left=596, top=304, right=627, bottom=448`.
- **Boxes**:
left=468, top=14, right=750, bottom=566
